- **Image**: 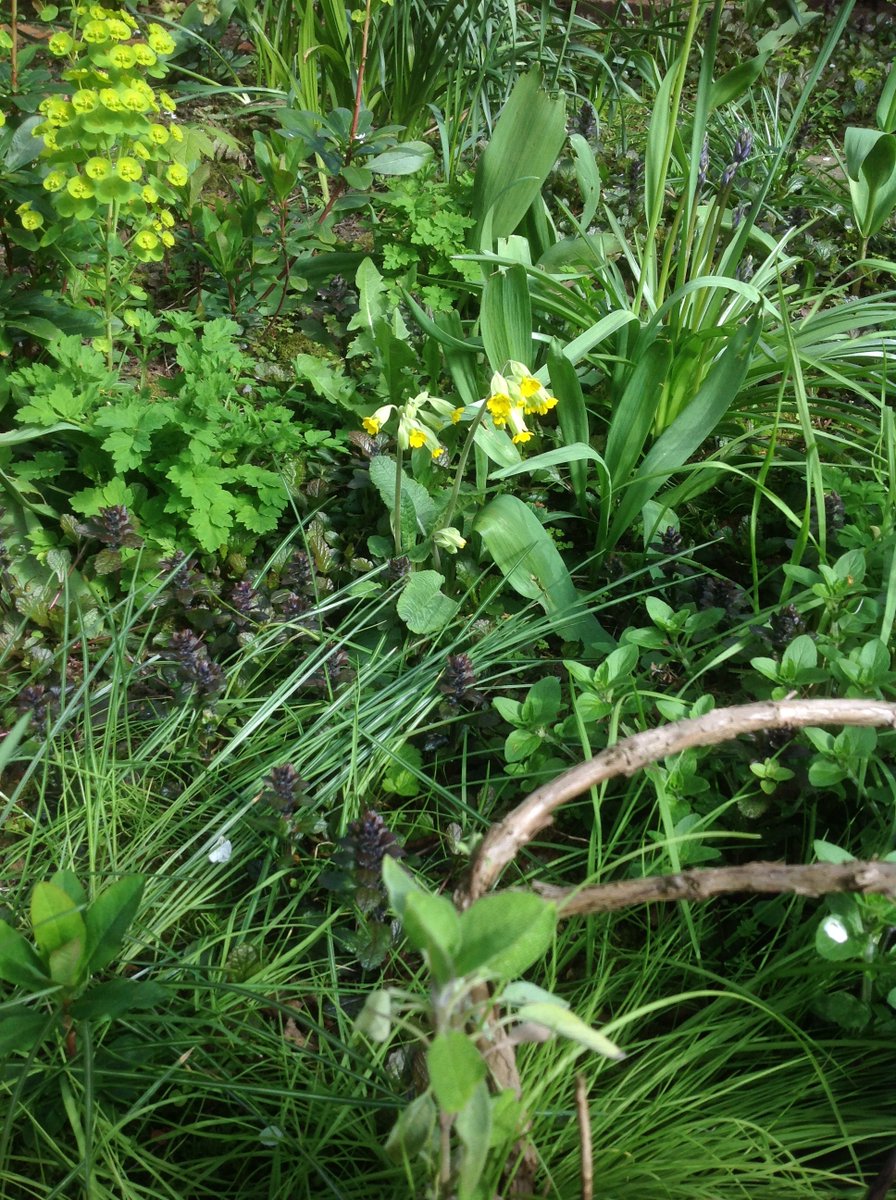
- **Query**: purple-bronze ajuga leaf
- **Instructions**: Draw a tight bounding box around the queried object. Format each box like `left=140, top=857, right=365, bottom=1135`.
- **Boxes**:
left=656, top=526, right=684, bottom=557
left=697, top=577, right=747, bottom=621
left=15, top=682, right=60, bottom=722
left=302, top=648, right=353, bottom=693
left=229, top=579, right=271, bottom=627
left=345, top=811, right=404, bottom=913
left=721, top=128, right=753, bottom=187
left=279, top=550, right=315, bottom=594
left=438, top=654, right=484, bottom=708
left=74, top=504, right=143, bottom=549
left=264, top=763, right=309, bottom=813
left=769, top=604, right=806, bottom=649
left=165, top=630, right=225, bottom=698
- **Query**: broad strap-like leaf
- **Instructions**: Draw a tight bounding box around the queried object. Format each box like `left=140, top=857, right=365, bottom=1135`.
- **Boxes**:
left=606, top=314, right=760, bottom=549
left=481, top=264, right=533, bottom=372
left=472, top=67, right=567, bottom=244
left=474, top=494, right=606, bottom=644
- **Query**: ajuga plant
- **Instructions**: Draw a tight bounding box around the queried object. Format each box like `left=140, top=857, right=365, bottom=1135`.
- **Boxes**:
left=321, top=810, right=404, bottom=968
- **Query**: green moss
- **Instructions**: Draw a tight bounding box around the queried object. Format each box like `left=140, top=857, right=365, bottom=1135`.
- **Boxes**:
left=253, top=322, right=340, bottom=369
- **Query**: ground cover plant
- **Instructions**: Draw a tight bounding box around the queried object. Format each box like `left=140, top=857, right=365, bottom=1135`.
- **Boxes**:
left=2, top=0, right=896, bottom=1196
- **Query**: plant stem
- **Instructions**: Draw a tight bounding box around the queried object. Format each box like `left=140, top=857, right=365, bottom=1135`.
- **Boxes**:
left=393, top=445, right=404, bottom=555
left=854, top=235, right=869, bottom=297
left=103, top=204, right=117, bottom=369
left=438, top=403, right=487, bottom=535
left=317, top=0, right=373, bottom=226
left=10, top=0, right=18, bottom=92
left=633, top=0, right=704, bottom=316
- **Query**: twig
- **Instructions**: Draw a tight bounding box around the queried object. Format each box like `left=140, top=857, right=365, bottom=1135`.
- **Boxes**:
left=460, top=698, right=896, bottom=1197
left=462, top=698, right=896, bottom=905
left=534, top=860, right=896, bottom=918
left=576, top=1074, right=593, bottom=1200
left=866, top=1148, right=896, bottom=1200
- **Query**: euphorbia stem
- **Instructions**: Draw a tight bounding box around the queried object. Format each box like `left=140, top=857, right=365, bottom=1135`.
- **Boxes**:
left=346, top=0, right=373, bottom=164
left=317, top=0, right=373, bottom=226
left=10, top=0, right=18, bottom=92
left=104, top=204, right=116, bottom=369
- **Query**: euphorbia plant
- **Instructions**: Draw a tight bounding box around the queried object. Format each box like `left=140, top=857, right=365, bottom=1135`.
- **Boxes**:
left=12, top=5, right=197, bottom=357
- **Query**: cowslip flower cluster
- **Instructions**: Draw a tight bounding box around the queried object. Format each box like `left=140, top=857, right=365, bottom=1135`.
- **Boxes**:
left=29, top=5, right=187, bottom=262
left=484, top=362, right=558, bottom=444
left=362, top=391, right=459, bottom=458
left=360, top=364, right=559, bottom=459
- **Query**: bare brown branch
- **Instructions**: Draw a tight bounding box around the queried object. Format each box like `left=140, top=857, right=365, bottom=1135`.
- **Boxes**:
left=462, top=699, right=896, bottom=905
left=533, top=859, right=896, bottom=917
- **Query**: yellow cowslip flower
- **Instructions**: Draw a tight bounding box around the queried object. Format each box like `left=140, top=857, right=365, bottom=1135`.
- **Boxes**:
left=433, top=527, right=466, bottom=553
left=399, top=413, right=442, bottom=456
left=84, top=156, right=112, bottom=179
left=361, top=404, right=394, bottom=436
left=108, top=44, right=137, bottom=70
left=72, top=89, right=99, bottom=113
left=48, top=32, right=75, bottom=55
left=43, top=169, right=67, bottom=191
left=451, top=407, right=464, bottom=423
left=525, top=392, right=558, bottom=417
left=165, top=163, right=188, bottom=187
left=116, top=156, right=142, bottom=181
left=66, top=175, right=95, bottom=199
left=506, top=361, right=558, bottom=416
left=132, top=43, right=157, bottom=66
left=486, top=391, right=512, bottom=428
left=148, top=124, right=169, bottom=145
left=507, top=407, right=533, bottom=444
left=81, top=19, right=110, bottom=43
left=141, top=184, right=159, bottom=204
left=147, top=25, right=175, bottom=54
